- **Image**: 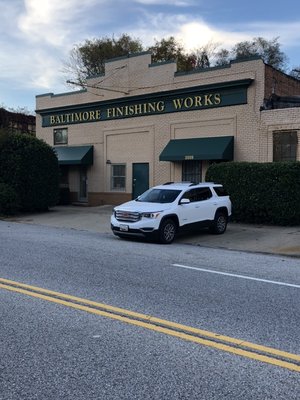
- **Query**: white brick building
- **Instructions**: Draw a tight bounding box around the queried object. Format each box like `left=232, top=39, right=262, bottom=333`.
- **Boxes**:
left=36, top=53, right=300, bottom=205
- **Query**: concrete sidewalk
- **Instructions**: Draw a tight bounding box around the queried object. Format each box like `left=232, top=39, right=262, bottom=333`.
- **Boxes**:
left=4, top=205, right=300, bottom=258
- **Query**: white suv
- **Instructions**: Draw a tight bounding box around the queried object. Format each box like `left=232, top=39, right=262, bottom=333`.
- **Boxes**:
left=111, top=182, right=232, bottom=244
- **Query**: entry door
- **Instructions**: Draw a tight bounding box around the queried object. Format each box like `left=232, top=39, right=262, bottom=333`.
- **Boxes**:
left=132, top=163, right=149, bottom=199
left=79, top=167, right=88, bottom=202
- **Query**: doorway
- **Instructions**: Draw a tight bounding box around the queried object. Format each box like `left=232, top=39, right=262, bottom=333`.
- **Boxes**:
left=132, top=163, right=149, bottom=199
left=79, top=167, right=88, bottom=202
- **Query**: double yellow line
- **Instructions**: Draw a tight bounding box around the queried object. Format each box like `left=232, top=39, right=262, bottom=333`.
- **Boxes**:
left=0, top=277, right=299, bottom=373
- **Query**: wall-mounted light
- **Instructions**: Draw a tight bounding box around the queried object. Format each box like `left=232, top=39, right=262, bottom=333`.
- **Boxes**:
left=106, top=160, right=111, bottom=164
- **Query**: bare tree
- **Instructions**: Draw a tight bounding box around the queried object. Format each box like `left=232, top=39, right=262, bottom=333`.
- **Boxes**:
left=290, top=68, right=300, bottom=80
left=63, top=34, right=143, bottom=87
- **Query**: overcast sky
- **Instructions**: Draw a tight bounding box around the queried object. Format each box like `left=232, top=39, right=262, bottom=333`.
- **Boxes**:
left=1, top=0, right=300, bottom=114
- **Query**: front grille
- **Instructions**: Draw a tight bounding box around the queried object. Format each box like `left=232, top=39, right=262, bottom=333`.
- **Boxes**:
left=115, top=210, right=141, bottom=222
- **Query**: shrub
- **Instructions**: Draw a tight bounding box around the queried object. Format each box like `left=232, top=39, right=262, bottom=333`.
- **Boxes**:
left=206, top=161, right=300, bottom=225
left=0, top=132, right=59, bottom=212
left=0, top=182, right=19, bottom=215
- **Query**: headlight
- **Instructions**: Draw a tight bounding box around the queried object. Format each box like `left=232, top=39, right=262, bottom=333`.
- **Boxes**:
left=142, top=212, right=161, bottom=219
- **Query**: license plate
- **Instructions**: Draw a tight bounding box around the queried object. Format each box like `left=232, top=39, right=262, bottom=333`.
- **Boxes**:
left=120, top=224, right=129, bottom=232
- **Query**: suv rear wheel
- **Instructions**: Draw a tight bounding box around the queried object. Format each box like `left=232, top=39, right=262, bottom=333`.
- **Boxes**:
left=159, top=219, right=177, bottom=244
left=210, top=211, right=228, bottom=234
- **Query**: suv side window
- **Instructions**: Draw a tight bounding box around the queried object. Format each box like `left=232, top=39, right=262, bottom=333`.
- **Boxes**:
left=196, top=187, right=212, bottom=201
left=183, top=187, right=212, bottom=202
left=213, top=186, right=228, bottom=196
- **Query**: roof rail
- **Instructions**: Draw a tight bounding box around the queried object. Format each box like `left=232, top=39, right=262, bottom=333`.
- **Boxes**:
left=163, top=181, right=201, bottom=186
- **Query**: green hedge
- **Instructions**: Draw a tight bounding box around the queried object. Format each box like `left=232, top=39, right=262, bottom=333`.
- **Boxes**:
left=0, top=132, right=59, bottom=212
left=206, top=162, right=300, bottom=225
left=0, top=182, right=19, bottom=215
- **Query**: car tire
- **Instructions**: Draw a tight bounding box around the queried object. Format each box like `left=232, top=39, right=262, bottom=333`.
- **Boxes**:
left=210, top=211, right=228, bottom=234
left=159, top=219, right=177, bottom=244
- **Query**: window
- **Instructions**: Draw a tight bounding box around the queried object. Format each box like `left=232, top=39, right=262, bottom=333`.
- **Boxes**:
left=111, top=164, right=126, bottom=191
left=182, top=160, right=202, bottom=183
left=183, top=187, right=212, bottom=202
left=213, top=186, right=228, bottom=197
left=54, top=128, right=68, bottom=145
left=138, top=189, right=181, bottom=203
left=273, top=131, right=298, bottom=161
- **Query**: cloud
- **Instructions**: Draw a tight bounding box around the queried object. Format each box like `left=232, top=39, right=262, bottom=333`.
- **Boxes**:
left=131, top=10, right=300, bottom=58
left=129, top=12, right=248, bottom=51
left=1, top=0, right=300, bottom=112
left=17, top=0, right=99, bottom=46
left=0, top=0, right=103, bottom=92
left=178, top=21, right=252, bottom=51
left=243, top=21, right=300, bottom=47
left=135, top=0, right=196, bottom=5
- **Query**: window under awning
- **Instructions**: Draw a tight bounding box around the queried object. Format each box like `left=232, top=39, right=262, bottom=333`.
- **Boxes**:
left=53, top=145, right=94, bottom=165
left=159, top=136, right=234, bottom=161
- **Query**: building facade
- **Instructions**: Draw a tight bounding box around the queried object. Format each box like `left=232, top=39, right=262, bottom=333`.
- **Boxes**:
left=0, top=108, right=35, bottom=136
left=36, top=53, right=300, bottom=206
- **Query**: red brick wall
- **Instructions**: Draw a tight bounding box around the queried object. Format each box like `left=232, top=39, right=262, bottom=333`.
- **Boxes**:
left=265, top=65, right=300, bottom=97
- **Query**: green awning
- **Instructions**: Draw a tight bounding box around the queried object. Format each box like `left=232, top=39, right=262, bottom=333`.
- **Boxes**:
left=54, top=145, right=93, bottom=165
left=159, top=136, right=234, bottom=161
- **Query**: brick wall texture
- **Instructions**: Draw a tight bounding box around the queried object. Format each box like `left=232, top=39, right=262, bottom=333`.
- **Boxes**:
left=36, top=54, right=300, bottom=205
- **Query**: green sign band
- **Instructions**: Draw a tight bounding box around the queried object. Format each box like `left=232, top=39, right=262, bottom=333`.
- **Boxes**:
left=39, top=79, right=252, bottom=127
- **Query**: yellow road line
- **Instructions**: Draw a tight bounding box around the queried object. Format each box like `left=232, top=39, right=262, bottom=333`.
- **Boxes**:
left=0, top=278, right=299, bottom=372
left=1, top=277, right=298, bottom=362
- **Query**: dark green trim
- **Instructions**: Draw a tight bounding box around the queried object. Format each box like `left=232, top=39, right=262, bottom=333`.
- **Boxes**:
left=159, top=136, right=234, bottom=161
left=149, top=60, right=176, bottom=68
left=36, top=89, right=87, bottom=100
left=53, top=145, right=93, bottom=165
left=87, top=73, right=105, bottom=80
left=175, top=56, right=262, bottom=77
left=231, top=55, right=262, bottom=64
left=105, top=51, right=152, bottom=64
left=175, top=64, right=231, bottom=77
left=38, top=79, right=252, bottom=114
left=38, top=79, right=252, bottom=127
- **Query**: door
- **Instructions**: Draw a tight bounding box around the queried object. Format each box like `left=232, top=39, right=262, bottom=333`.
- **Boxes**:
left=132, top=163, right=149, bottom=199
left=79, top=167, right=88, bottom=202
left=179, top=187, right=215, bottom=225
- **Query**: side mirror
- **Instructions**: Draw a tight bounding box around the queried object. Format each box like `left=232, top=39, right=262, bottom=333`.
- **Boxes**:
left=180, top=198, right=190, bottom=205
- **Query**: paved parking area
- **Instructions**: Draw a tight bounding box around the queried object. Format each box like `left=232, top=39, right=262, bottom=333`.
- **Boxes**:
left=4, top=205, right=300, bottom=257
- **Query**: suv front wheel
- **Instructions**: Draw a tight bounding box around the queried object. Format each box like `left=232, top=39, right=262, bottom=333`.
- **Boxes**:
left=210, top=211, right=228, bottom=234
left=159, top=219, right=177, bottom=244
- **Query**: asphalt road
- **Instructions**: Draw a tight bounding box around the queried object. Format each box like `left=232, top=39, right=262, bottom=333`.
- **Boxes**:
left=0, top=221, right=299, bottom=399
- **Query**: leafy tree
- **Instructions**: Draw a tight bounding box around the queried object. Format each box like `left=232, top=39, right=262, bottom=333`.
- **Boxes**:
left=148, top=36, right=194, bottom=71
left=64, top=33, right=143, bottom=87
left=231, top=36, right=288, bottom=71
left=65, top=35, right=197, bottom=86
left=64, top=34, right=293, bottom=85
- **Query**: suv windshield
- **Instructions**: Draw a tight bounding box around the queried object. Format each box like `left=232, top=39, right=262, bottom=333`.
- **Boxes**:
left=137, top=188, right=181, bottom=203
